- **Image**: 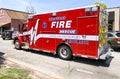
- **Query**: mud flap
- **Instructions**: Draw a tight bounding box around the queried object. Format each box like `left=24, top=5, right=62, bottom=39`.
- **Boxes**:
left=99, top=48, right=113, bottom=60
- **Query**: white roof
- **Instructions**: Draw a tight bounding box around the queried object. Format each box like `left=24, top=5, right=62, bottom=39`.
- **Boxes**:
left=34, top=5, right=98, bottom=16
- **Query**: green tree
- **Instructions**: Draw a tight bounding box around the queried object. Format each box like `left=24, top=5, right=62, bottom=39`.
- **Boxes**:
left=95, top=2, right=107, bottom=9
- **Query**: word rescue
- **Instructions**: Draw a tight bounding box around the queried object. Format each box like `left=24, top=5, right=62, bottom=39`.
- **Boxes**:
left=51, top=20, right=72, bottom=28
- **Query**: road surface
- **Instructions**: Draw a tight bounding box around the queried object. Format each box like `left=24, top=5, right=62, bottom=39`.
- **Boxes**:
left=0, top=38, right=120, bottom=79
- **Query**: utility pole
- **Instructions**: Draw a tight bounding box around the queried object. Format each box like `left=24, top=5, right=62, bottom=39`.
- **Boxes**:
left=25, top=0, right=36, bottom=14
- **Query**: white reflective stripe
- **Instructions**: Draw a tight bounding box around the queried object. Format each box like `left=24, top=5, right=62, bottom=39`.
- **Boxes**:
left=19, top=34, right=22, bottom=36
left=87, top=35, right=99, bottom=41
left=19, top=30, right=31, bottom=36
left=23, top=30, right=31, bottom=36
left=36, top=34, right=99, bottom=41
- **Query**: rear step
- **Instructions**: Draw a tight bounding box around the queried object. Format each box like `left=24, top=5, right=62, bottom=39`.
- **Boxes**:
left=22, top=42, right=29, bottom=49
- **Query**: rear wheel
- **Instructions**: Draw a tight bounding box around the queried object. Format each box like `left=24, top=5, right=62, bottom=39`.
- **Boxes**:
left=15, top=40, right=21, bottom=50
left=58, top=45, right=72, bottom=60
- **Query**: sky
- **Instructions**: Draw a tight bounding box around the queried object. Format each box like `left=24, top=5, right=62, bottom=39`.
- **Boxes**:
left=0, top=0, right=120, bottom=13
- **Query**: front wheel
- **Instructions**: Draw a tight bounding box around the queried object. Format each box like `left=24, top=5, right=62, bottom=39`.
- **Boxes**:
left=58, top=45, right=72, bottom=60
left=14, top=40, right=21, bottom=50
left=2, top=38, right=5, bottom=40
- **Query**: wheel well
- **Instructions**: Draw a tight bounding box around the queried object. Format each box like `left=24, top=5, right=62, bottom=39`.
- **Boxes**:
left=13, top=38, right=19, bottom=44
left=56, top=43, right=72, bottom=55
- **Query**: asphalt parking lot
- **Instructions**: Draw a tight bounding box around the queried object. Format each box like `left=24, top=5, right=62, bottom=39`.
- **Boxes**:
left=0, top=38, right=120, bottom=79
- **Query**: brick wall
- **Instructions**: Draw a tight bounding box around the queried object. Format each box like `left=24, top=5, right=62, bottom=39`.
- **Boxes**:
left=11, top=19, right=26, bottom=30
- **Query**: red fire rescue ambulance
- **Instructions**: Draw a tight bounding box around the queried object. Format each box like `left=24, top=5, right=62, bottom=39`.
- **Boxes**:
left=13, top=5, right=112, bottom=60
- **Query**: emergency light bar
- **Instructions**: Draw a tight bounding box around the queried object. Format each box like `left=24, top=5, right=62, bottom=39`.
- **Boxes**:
left=85, top=6, right=98, bottom=12
left=52, top=12, right=56, bottom=17
left=92, top=6, right=98, bottom=11
left=85, top=7, right=91, bottom=12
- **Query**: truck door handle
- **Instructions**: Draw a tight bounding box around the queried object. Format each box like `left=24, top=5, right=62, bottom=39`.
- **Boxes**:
left=82, top=35, right=86, bottom=38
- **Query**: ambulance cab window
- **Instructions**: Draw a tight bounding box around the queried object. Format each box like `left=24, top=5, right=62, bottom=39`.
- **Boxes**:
left=18, top=24, right=20, bottom=32
left=22, top=24, right=27, bottom=32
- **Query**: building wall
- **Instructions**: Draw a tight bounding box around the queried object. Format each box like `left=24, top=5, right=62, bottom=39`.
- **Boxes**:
left=0, top=9, right=11, bottom=24
left=0, top=9, right=11, bottom=33
left=11, top=19, right=26, bottom=30
left=106, top=8, right=120, bottom=31
left=0, top=8, right=28, bottom=34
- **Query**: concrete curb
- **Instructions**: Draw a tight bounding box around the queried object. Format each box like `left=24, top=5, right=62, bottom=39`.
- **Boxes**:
left=6, top=57, right=63, bottom=79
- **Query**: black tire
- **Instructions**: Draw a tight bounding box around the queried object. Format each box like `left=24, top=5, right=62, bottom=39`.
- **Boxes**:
left=15, top=40, right=21, bottom=50
left=10, top=37, right=12, bottom=40
left=2, top=38, right=5, bottom=40
left=58, top=45, right=72, bottom=60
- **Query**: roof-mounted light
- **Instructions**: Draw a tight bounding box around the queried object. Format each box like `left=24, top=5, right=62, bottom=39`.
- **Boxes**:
left=85, top=7, right=91, bottom=12
left=92, top=6, right=98, bottom=12
left=52, top=12, right=56, bottom=17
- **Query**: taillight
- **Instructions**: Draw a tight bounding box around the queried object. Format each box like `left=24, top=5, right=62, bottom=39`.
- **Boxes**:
left=114, top=38, right=120, bottom=41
